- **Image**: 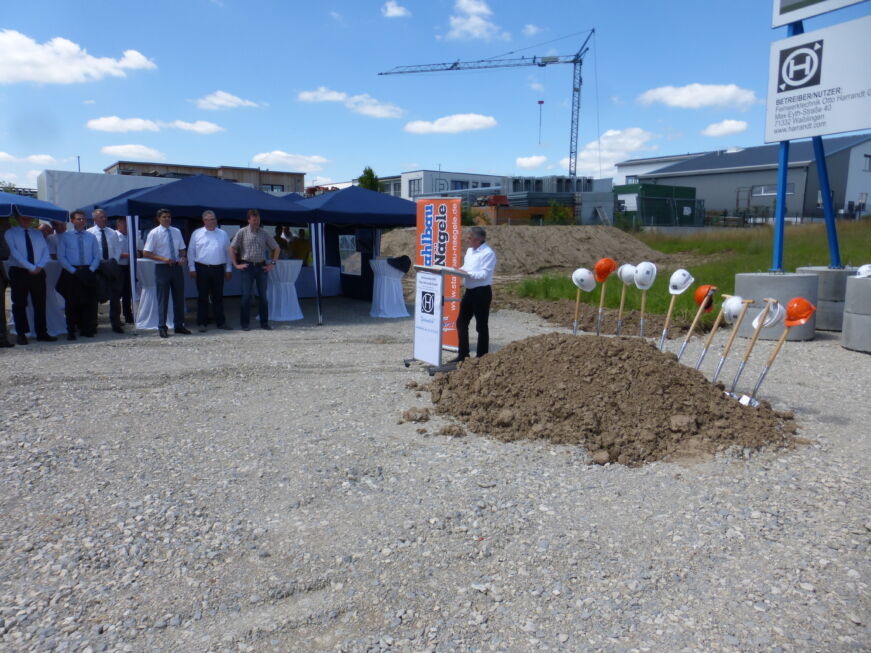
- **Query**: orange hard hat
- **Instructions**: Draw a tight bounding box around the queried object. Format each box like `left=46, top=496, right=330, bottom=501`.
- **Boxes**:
left=694, top=284, right=718, bottom=313
left=594, top=257, right=618, bottom=283
left=785, top=296, right=816, bottom=326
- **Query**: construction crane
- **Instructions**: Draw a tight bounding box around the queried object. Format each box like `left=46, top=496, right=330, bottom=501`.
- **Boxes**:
left=379, top=30, right=594, bottom=180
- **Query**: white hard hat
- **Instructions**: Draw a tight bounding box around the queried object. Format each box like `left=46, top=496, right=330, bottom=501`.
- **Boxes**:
left=752, top=301, right=786, bottom=330
left=668, top=269, right=694, bottom=295
left=857, top=264, right=871, bottom=278
left=634, top=261, right=657, bottom=290
left=722, top=295, right=745, bottom=324
left=617, top=263, right=636, bottom=285
left=571, top=267, right=596, bottom=292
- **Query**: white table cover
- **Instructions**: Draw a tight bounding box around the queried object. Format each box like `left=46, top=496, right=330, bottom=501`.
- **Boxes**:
left=135, top=258, right=175, bottom=330
left=4, top=260, right=66, bottom=336
left=265, top=259, right=303, bottom=321
left=369, top=259, right=409, bottom=318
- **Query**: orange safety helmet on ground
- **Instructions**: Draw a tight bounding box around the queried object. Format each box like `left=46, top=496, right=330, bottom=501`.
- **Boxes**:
left=694, top=284, right=718, bottom=313
left=594, top=257, right=618, bottom=283
left=785, top=296, right=816, bottom=326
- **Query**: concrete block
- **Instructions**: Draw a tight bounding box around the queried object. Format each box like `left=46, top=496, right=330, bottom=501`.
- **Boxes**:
left=795, top=266, right=857, bottom=301
left=734, top=273, right=818, bottom=341
left=815, top=299, right=845, bottom=331
left=840, top=311, right=871, bottom=353
left=844, top=276, right=871, bottom=315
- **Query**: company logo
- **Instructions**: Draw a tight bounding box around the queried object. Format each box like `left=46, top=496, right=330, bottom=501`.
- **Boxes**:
left=420, top=291, right=435, bottom=315
left=778, top=40, right=823, bottom=92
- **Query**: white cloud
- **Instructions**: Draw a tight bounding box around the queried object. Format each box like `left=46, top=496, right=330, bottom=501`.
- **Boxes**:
left=522, top=24, right=542, bottom=37
left=166, top=120, right=224, bottom=134
left=516, top=155, right=547, bottom=169
left=447, top=0, right=509, bottom=41
left=529, top=79, right=544, bottom=92
left=87, top=116, right=160, bottom=132
left=701, top=119, right=748, bottom=137
left=637, top=83, right=757, bottom=110
left=251, top=151, right=329, bottom=173
left=0, top=29, right=155, bottom=84
left=559, top=127, right=656, bottom=177
left=100, top=144, right=165, bottom=161
left=195, top=90, right=260, bottom=110
left=0, top=151, right=57, bottom=165
left=298, top=86, right=403, bottom=118
left=330, top=10, right=344, bottom=23
left=404, top=113, right=497, bottom=134
left=382, top=1, right=410, bottom=17
left=82, top=99, right=96, bottom=104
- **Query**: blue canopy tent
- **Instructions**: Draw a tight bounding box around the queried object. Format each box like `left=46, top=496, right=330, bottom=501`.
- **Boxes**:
left=287, top=186, right=417, bottom=323
left=0, top=190, right=69, bottom=222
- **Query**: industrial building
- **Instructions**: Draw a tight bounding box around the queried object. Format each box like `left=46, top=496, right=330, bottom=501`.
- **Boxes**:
left=104, top=161, right=305, bottom=194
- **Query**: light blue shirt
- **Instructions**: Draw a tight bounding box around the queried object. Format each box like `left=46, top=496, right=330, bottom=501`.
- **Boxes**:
left=57, top=229, right=100, bottom=274
left=4, top=226, right=50, bottom=272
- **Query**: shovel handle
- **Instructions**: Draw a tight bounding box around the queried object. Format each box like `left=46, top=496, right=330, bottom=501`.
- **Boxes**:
left=573, top=288, right=581, bottom=327
left=616, top=284, right=627, bottom=329
left=765, top=326, right=790, bottom=368
left=662, top=294, right=677, bottom=335
left=640, top=290, right=647, bottom=320
left=720, top=300, right=752, bottom=359
left=683, top=298, right=709, bottom=346
left=702, top=306, right=726, bottom=349
left=742, top=299, right=773, bottom=363
left=598, top=279, right=607, bottom=310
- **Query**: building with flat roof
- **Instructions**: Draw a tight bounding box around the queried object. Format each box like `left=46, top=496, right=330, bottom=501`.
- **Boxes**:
left=104, top=161, right=305, bottom=194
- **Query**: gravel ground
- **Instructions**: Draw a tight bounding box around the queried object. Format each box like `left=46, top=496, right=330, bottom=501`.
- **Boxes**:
left=0, top=298, right=869, bottom=652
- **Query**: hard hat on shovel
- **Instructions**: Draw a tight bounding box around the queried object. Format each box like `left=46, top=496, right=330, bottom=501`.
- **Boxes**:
left=722, top=295, right=746, bottom=324
left=694, top=284, right=717, bottom=313
left=668, top=269, right=694, bottom=295
left=634, top=261, right=657, bottom=290
left=572, top=267, right=596, bottom=292
left=752, top=300, right=785, bottom=329
left=617, top=263, right=637, bottom=285
left=594, top=257, right=618, bottom=283
left=785, top=296, right=816, bottom=326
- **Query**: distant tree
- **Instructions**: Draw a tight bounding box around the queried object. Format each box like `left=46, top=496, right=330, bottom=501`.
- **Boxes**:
left=0, top=180, right=16, bottom=192
left=544, top=199, right=573, bottom=225
left=357, top=167, right=382, bottom=192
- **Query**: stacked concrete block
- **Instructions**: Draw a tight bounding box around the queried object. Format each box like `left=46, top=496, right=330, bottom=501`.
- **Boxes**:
left=795, top=266, right=857, bottom=331
left=841, top=276, right=871, bottom=353
left=734, top=273, right=818, bottom=341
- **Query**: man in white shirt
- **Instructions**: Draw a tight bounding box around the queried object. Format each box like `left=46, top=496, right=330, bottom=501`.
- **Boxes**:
left=188, top=209, right=233, bottom=332
left=142, top=208, right=191, bottom=338
left=114, top=217, right=135, bottom=324
left=87, top=208, right=125, bottom=334
left=46, top=220, right=66, bottom=260
left=453, top=226, right=497, bottom=362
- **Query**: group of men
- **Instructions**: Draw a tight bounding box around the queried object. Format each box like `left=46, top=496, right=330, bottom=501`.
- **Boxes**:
left=1, top=207, right=282, bottom=345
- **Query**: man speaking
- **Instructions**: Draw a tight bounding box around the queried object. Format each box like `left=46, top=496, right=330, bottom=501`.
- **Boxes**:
left=452, top=226, right=497, bottom=363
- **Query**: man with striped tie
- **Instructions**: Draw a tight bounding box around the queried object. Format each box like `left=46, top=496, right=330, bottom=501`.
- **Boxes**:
left=142, top=208, right=191, bottom=338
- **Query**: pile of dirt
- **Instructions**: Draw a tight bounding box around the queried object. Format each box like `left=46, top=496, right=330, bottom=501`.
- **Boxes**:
left=381, top=225, right=664, bottom=276
left=428, top=333, right=798, bottom=466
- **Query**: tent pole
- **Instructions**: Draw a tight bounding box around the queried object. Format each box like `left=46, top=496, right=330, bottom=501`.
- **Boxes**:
left=310, top=222, right=323, bottom=325
left=129, top=215, right=139, bottom=331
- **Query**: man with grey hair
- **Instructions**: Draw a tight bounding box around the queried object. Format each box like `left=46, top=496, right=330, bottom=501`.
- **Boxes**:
left=452, top=225, right=497, bottom=363
left=87, top=208, right=125, bottom=333
left=187, top=209, right=232, bottom=332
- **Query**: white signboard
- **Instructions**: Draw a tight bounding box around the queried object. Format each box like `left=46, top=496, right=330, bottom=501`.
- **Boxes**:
left=772, top=0, right=867, bottom=28
left=765, top=14, right=871, bottom=142
left=413, top=271, right=443, bottom=366
left=618, top=193, right=638, bottom=212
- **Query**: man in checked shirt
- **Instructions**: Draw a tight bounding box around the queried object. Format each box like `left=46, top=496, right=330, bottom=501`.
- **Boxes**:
left=229, top=209, right=281, bottom=331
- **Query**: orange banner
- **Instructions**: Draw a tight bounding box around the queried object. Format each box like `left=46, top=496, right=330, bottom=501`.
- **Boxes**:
left=415, top=199, right=462, bottom=348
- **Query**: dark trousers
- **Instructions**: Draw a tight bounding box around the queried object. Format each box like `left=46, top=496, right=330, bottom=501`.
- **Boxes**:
left=9, top=267, right=48, bottom=337
left=195, top=263, right=227, bottom=327
left=120, top=265, right=133, bottom=323
left=457, top=285, right=492, bottom=360
left=59, top=269, right=98, bottom=335
left=240, top=263, right=268, bottom=328
left=0, top=271, right=9, bottom=341
left=155, top=263, right=186, bottom=330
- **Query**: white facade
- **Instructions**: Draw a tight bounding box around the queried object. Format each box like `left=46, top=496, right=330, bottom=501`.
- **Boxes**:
left=38, top=170, right=175, bottom=212
left=844, top=138, right=871, bottom=212
left=614, top=153, right=709, bottom=185
left=401, top=170, right=507, bottom=199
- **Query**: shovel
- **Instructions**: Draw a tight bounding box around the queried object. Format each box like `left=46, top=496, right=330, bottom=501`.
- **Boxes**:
left=747, top=324, right=790, bottom=403
left=711, top=299, right=753, bottom=383
left=616, top=283, right=628, bottom=336
left=596, top=278, right=608, bottom=336
left=729, top=298, right=774, bottom=395
left=638, top=289, right=648, bottom=338
left=572, top=288, right=581, bottom=336
left=658, top=294, right=678, bottom=351
left=677, top=286, right=716, bottom=361
left=695, top=297, right=730, bottom=369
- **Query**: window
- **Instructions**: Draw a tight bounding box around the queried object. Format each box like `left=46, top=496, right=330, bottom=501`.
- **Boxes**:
left=451, top=180, right=469, bottom=190
left=626, top=176, right=639, bottom=184
left=864, top=154, right=871, bottom=171
left=260, top=184, right=284, bottom=192
left=392, top=182, right=401, bottom=196
left=408, top=178, right=421, bottom=196
left=752, top=183, right=793, bottom=197
left=858, top=192, right=868, bottom=210
left=481, top=182, right=491, bottom=188
left=471, top=182, right=479, bottom=188
left=817, top=189, right=834, bottom=208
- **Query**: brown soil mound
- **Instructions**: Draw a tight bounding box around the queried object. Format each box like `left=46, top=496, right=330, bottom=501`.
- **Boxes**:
left=381, top=225, right=664, bottom=276
left=428, top=333, right=798, bottom=466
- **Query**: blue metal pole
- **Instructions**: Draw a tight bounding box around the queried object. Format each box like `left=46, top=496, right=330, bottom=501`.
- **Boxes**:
left=812, top=136, right=843, bottom=268
left=771, top=21, right=804, bottom=273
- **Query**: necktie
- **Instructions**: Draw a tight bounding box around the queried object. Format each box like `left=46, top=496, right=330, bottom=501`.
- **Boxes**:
left=24, top=229, right=35, bottom=264
left=77, top=232, right=85, bottom=265
left=166, top=227, right=177, bottom=262
left=100, top=228, right=110, bottom=260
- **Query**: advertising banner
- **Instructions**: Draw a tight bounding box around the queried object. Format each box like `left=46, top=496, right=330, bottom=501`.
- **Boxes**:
left=413, top=271, right=443, bottom=366
left=771, top=0, right=867, bottom=28
left=765, top=14, right=871, bottom=142
left=415, top=199, right=461, bottom=348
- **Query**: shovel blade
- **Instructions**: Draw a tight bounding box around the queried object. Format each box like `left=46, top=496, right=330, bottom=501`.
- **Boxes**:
left=695, top=346, right=710, bottom=370
left=730, top=361, right=747, bottom=394
left=712, top=356, right=726, bottom=383
left=572, top=320, right=578, bottom=336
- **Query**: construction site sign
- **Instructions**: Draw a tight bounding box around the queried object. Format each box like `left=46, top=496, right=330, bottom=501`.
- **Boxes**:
left=415, top=199, right=462, bottom=349
left=765, top=14, right=871, bottom=142
left=771, top=0, right=867, bottom=28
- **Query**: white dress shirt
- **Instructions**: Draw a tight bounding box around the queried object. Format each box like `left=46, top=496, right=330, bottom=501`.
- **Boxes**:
left=187, top=227, right=231, bottom=272
left=87, top=225, right=123, bottom=262
left=460, top=242, right=497, bottom=288
left=4, top=226, right=50, bottom=271
left=143, top=225, right=186, bottom=263
left=57, top=229, right=101, bottom=273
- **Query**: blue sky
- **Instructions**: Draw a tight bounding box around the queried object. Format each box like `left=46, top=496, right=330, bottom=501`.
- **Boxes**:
left=1, top=0, right=869, bottom=188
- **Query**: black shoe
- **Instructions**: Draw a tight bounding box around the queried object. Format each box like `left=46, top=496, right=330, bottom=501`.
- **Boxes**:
left=81, top=332, right=95, bottom=338
left=159, top=327, right=169, bottom=338
left=112, top=326, right=124, bottom=334
left=37, top=334, right=57, bottom=342
left=16, top=334, right=28, bottom=345
left=261, top=324, right=273, bottom=330
left=124, top=316, right=134, bottom=325
left=241, top=325, right=251, bottom=331
left=446, top=356, right=467, bottom=364
left=67, top=332, right=77, bottom=341
left=175, top=326, right=192, bottom=335
left=0, top=338, right=13, bottom=348
left=218, top=324, right=232, bottom=330
left=198, top=325, right=207, bottom=333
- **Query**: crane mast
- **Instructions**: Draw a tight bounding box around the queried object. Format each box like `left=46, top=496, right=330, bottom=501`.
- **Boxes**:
left=379, top=30, right=594, bottom=180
